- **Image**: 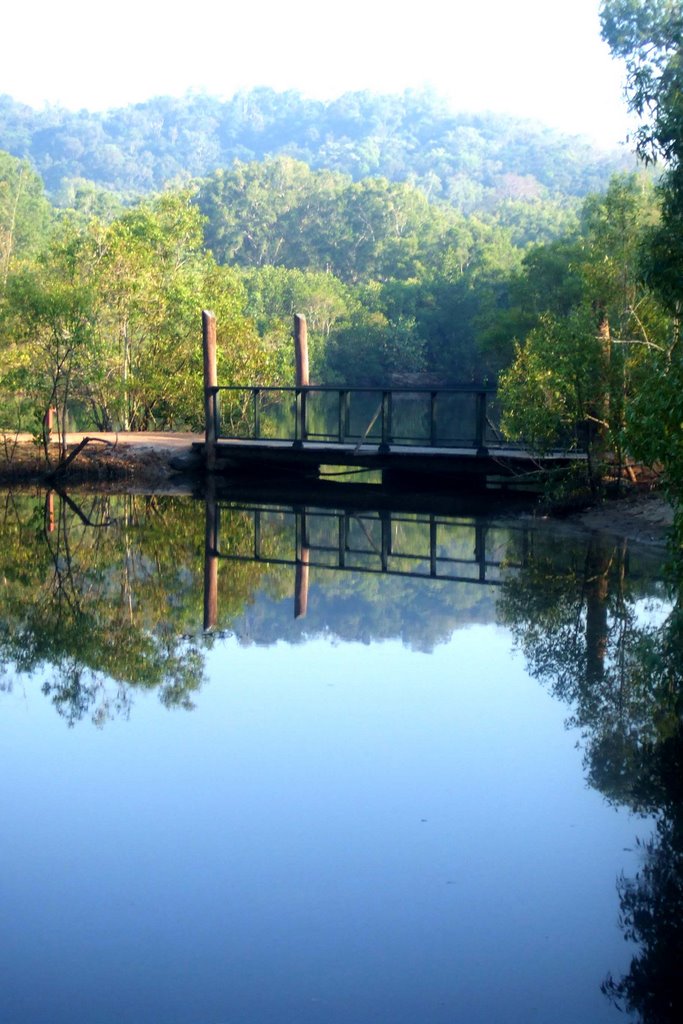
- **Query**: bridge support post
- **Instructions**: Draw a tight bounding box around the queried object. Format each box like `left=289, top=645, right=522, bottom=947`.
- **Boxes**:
left=203, top=310, right=218, bottom=471
left=294, top=314, right=309, bottom=449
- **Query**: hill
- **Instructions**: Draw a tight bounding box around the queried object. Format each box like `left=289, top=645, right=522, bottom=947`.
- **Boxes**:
left=0, top=88, right=635, bottom=204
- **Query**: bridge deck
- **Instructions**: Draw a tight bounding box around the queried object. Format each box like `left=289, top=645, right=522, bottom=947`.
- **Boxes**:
left=197, top=437, right=584, bottom=479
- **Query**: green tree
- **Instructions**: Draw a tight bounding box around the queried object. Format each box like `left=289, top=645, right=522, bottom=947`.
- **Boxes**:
left=601, top=1, right=683, bottom=497
left=1, top=188, right=279, bottom=439
left=2, top=220, right=95, bottom=459
left=499, top=174, right=670, bottom=489
left=0, top=150, right=52, bottom=290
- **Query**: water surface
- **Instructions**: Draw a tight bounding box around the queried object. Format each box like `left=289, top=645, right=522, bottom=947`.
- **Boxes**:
left=0, top=490, right=679, bottom=1023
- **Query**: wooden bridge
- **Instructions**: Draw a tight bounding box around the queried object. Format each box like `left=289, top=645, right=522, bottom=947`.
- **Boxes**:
left=199, top=312, right=585, bottom=485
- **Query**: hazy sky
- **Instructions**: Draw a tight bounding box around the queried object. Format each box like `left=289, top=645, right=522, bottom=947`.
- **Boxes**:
left=5, top=0, right=635, bottom=147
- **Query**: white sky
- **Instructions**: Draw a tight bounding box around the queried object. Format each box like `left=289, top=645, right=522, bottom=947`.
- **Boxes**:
left=4, top=0, right=635, bottom=149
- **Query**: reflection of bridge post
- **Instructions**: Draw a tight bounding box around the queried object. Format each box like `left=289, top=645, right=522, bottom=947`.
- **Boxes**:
left=339, top=513, right=348, bottom=568
left=430, top=515, right=437, bottom=577
left=380, top=511, right=391, bottom=572
left=585, top=540, right=611, bottom=684
left=295, top=509, right=310, bottom=619
left=44, top=490, right=55, bottom=534
left=474, top=523, right=487, bottom=582
left=203, top=478, right=219, bottom=631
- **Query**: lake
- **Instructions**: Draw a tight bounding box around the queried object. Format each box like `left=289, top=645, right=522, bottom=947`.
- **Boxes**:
left=0, top=487, right=680, bottom=1024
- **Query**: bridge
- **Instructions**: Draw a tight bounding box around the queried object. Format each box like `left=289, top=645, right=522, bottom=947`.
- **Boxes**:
left=198, top=312, right=585, bottom=486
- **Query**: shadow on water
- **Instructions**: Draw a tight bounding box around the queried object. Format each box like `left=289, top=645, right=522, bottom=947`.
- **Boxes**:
left=0, top=483, right=682, bottom=1020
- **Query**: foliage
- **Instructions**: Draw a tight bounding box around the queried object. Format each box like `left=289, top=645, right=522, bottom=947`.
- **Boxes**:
left=0, top=89, right=633, bottom=203
left=0, top=190, right=278, bottom=437
left=498, top=173, right=673, bottom=488
left=600, top=0, right=683, bottom=165
left=0, top=491, right=291, bottom=725
left=0, top=149, right=52, bottom=290
left=600, top=1, right=683, bottom=500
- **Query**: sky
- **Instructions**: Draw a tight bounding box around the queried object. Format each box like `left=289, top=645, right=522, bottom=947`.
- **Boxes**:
left=4, top=0, right=635, bottom=148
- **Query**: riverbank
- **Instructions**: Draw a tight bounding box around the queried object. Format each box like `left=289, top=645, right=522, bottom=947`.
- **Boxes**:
left=0, top=432, right=675, bottom=548
left=0, top=431, right=202, bottom=486
left=543, top=488, right=675, bottom=549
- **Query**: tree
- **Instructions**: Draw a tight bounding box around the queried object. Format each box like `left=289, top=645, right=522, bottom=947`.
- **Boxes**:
left=498, top=174, right=670, bottom=489
left=600, top=2, right=683, bottom=496
left=600, top=1, right=683, bottom=166
left=0, top=150, right=52, bottom=290
left=2, top=221, right=95, bottom=460
left=0, top=188, right=280, bottom=439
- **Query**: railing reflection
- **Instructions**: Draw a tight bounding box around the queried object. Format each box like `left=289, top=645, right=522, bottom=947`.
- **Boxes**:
left=202, top=492, right=530, bottom=630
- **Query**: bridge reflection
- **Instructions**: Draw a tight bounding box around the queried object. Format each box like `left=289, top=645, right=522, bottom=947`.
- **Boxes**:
left=203, top=491, right=530, bottom=630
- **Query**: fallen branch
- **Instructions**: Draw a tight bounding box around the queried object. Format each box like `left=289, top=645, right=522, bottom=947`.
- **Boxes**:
left=52, top=436, right=114, bottom=475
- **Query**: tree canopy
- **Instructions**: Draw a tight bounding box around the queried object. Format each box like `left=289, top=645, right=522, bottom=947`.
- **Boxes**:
left=0, top=88, right=634, bottom=202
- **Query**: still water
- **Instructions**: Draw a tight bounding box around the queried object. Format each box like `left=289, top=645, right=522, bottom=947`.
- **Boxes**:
left=0, top=489, right=679, bottom=1023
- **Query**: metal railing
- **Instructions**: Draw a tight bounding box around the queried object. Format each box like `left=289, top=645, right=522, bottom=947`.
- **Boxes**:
left=210, top=384, right=504, bottom=453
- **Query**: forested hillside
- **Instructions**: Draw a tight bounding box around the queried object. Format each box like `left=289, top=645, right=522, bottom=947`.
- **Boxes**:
left=0, top=88, right=634, bottom=203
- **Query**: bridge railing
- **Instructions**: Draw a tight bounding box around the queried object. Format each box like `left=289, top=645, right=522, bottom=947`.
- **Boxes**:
left=213, top=384, right=507, bottom=452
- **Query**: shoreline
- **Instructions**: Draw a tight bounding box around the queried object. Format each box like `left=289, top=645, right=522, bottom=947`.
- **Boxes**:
left=0, top=434, right=675, bottom=549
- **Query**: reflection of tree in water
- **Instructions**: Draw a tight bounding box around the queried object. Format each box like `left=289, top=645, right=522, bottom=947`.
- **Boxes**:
left=0, top=490, right=280, bottom=725
left=499, top=531, right=683, bottom=1023
left=601, top=728, right=683, bottom=1024
left=0, top=491, right=207, bottom=724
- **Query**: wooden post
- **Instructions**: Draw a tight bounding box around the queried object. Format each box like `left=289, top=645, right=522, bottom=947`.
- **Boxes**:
left=203, top=310, right=218, bottom=472
left=294, top=314, right=309, bottom=387
left=203, top=476, right=218, bottom=631
left=294, top=314, right=309, bottom=447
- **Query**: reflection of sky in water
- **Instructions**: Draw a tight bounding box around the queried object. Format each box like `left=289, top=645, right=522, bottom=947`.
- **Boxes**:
left=0, top=624, right=646, bottom=1023
left=632, top=596, right=674, bottom=629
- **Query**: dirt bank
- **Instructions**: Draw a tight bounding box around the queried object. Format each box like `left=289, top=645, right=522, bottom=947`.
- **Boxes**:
left=562, top=490, right=675, bottom=548
left=0, top=432, right=201, bottom=488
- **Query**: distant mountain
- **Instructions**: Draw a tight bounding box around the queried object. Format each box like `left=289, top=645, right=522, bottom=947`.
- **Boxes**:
left=0, top=88, right=635, bottom=204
